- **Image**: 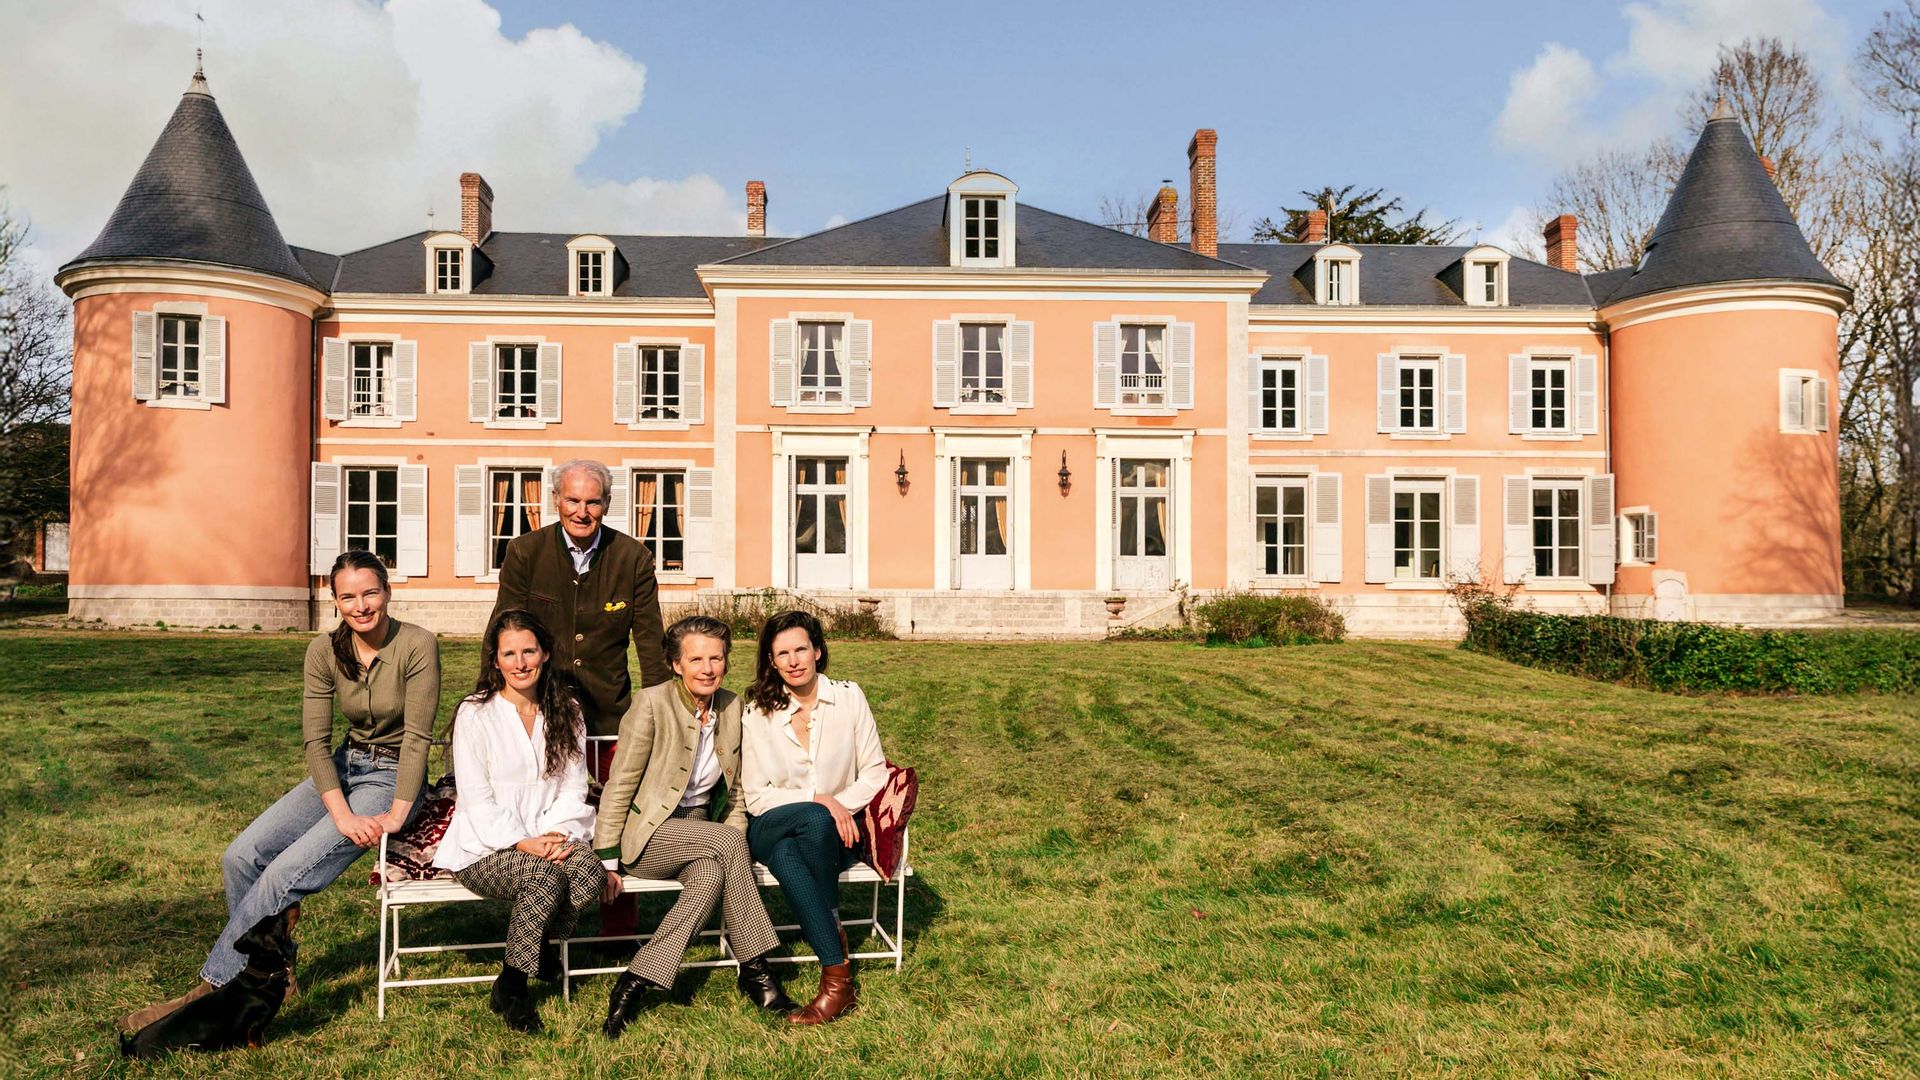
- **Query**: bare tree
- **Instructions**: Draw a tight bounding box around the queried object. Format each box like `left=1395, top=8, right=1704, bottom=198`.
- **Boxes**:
left=1097, top=189, right=1240, bottom=245
left=0, top=199, right=72, bottom=570
left=1532, top=142, right=1682, bottom=272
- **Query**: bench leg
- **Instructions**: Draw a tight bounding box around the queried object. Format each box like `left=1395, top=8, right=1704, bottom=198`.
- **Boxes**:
left=376, top=893, right=389, bottom=1020
left=894, top=875, right=905, bottom=972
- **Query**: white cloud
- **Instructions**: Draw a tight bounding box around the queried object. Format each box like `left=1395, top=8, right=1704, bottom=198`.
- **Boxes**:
left=1481, top=205, right=1544, bottom=257
left=1615, top=0, right=1846, bottom=86
left=822, top=213, right=849, bottom=230
left=0, top=0, right=742, bottom=270
left=1496, top=44, right=1601, bottom=164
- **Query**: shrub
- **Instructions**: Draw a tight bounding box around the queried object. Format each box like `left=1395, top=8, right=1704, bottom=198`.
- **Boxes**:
left=1459, top=605, right=1920, bottom=694
left=1193, top=592, right=1346, bottom=646
left=691, top=589, right=896, bottom=642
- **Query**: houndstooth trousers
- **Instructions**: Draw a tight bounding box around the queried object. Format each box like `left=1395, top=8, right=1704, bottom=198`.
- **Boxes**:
left=453, top=844, right=605, bottom=976
left=620, top=811, right=782, bottom=987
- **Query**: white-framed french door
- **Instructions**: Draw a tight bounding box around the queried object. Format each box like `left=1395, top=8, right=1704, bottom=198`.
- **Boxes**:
left=1113, top=457, right=1172, bottom=590
left=792, top=455, right=852, bottom=589
left=954, top=457, right=1013, bottom=590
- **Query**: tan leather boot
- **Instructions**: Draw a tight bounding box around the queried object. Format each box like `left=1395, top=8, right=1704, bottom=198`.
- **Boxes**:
left=119, top=980, right=214, bottom=1033
left=786, top=962, right=855, bottom=1025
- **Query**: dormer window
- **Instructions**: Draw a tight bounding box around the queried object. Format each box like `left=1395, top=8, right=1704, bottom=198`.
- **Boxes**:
left=567, top=235, right=618, bottom=297
left=1460, top=245, right=1511, bottom=307
left=1313, top=245, right=1361, bottom=305
left=578, top=250, right=604, bottom=294
left=424, top=231, right=473, bottom=294
left=436, top=248, right=462, bottom=292
left=947, top=171, right=1018, bottom=268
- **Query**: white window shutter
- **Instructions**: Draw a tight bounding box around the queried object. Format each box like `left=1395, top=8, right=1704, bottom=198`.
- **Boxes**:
left=468, top=342, right=490, bottom=423
left=613, top=344, right=638, bottom=424
left=686, top=467, right=715, bottom=577
left=1443, top=354, right=1467, bottom=434
left=454, top=465, right=485, bottom=578
left=1247, top=356, right=1266, bottom=432
left=393, top=340, right=417, bottom=421
left=1585, top=474, right=1616, bottom=585
left=1644, top=511, right=1659, bottom=562
left=1008, top=321, right=1034, bottom=407
left=1093, top=322, right=1119, bottom=407
left=1449, top=474, right=1481, bottom=582
left=131, top=311, right=157, bottom=401
left=681, top=344, right=706, bottom=424
left=1508, top=355, right=1530, bottom=434
left=847, top=319, right=873, bottom=406
left=1376, top=354, right=1397, bottom=433
left=201, top=315, right=227, bottom=404
left=932, top=321, right=959, bottom=408
left=1575, top=354, right=1599, bottom=434
left=604, top=466, right=632, bottom=537
left=1306, top=355, right=1329, bottom=434
left=1363, top=474, right=1392, bottom=583
left=536, top=342, right=562, bottom=423
left=1815, top=377, right=1830, bottom=433
left=310, top=462, right=343, bottom=574
left=1311, top=472, right=1342, bottom=582
left=1780, top=371, right=1802, bottom=431
left=1503, top=476, right=1532, bottom=584
left=396, top=464, right=427, bottom=577
left=1168, top=321, right=1195, bottom=409
left=322, top=338, right=349, bottom=420
left=770, top=319, right=797, bottom=406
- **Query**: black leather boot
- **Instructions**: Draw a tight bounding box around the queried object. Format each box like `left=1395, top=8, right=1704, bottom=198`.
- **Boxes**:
left=736, top=954, right=797, bottom=1014
left=602, top=971, right=659, bottom=1040
left=489, top=967, right=541, bottom=1034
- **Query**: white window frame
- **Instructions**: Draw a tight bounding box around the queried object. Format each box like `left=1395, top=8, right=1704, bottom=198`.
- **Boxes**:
left=137, top=301, right=220, bottom=410
left=423, top=231, right=473, bottom=294
left=769, top=429, right=870, bottom=590
left=1779, top=368, right=1831, bottom=435
left=1094, top=431, right=1193, bottom=591
left=1620, top=505, right=1658, bottom=566
left=467, top=456, right=553, bottom=583
left=1529, top=358, right=1572, bottom=434
left=616, top=336, right=703, bottom=431
left=342, top=462, right=403, bottom=573
left=1256, top=357, right=1305, bottom=435
left=958, top=321, right=1010, bottom=408
left=933, top=430, right=1033, bottom=591
left=960, top=196, right=1005, bottom=265
left=1314, top=244, right=1362, bottom=306
left=1390, top=477, right=1448, bottom=584
left=1252, top=475, right=1312, bottom=583
left=947, top=171, right=1017, bottom=268
left=491, top=341, right=541, bottom=424
left=797, top=319, right=849, bottom=407
left=567, top=235, right=616, bottom=297
left=1119, top=322, right=1170, bottom=411
left=1530, top=478, right=1585, bottom=582
left=344, top=338, right=399, bottom=428
left=1396, top=357, right=1441, bottom=434
left=1461, top=245, right=1511, bottom=307
left=636, top=344, right=685, bottom=423
left=156, top=311, right=203, bottom=403
left=628, top=466, right=690, bottom=577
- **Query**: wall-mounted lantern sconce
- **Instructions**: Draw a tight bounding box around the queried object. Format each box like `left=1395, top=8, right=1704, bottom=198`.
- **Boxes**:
left=895, top=451, right=910, bottom=494
left=1057, top=452, right=1072, bottom=495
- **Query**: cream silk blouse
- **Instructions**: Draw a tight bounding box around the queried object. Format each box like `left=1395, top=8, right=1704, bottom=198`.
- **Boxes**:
left=740, top=677, right=888, bottom=817
left=433, top=694, right=595, bottom=872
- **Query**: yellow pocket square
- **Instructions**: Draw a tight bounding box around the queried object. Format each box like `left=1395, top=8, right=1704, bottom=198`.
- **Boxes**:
left=604, top=601, right=628, bottom=613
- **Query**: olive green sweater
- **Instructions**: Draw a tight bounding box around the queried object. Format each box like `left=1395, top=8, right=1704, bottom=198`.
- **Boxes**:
left=302, top=619, right=441, bottom=803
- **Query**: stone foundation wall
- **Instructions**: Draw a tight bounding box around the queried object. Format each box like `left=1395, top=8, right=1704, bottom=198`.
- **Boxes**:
left=71, top=595, right=311, bottom=630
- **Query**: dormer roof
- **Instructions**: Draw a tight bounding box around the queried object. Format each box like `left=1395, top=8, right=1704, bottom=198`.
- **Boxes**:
left=1597, top=108, right=1842, bottom=305
left=63, top=67, right=315, bottom=288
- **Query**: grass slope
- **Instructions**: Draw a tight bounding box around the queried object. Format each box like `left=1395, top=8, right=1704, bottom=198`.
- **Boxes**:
left=0, top=633, right=1913, bottom=1078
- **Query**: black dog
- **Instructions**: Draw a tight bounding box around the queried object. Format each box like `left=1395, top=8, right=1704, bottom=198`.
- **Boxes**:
left=121, top=908, right=295, bottom=1056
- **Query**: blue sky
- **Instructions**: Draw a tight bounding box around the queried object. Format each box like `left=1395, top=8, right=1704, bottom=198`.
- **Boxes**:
left=0, top=0, right=1892, bottom=267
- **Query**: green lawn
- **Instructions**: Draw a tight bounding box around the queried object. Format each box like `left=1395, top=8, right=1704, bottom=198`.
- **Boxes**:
left=0, top=633, right=1914, bottom=1078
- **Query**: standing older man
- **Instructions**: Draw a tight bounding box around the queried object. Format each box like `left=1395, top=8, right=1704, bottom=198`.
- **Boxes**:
left=491, top=459, right=672, bottom=734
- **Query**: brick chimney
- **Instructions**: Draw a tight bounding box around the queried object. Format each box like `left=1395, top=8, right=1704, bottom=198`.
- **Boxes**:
left=1760, top=155, right=1777, bottom=183
left=1147, top=183, right=1179, bottom=244
left=1302, top=209, right=1328, bottom=244
left=1543, top=213, right=1578, bottom=272
left=459, top=172, right=493, bottom=244
left=1187, top=129, right=1217, bottom=258
left=746, top=180, right=767, bottom=237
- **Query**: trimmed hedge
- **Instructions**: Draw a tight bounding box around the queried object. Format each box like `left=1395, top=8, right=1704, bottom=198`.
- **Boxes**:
left=1460, top=606, right=1920, bottom=694
left=1193, top=592, right=1346, bottom=646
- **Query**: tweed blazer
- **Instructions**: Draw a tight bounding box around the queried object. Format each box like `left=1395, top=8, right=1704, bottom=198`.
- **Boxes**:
left=593, top=680, right=748, bottom=866
left=490, top=522, right=672, bottom=736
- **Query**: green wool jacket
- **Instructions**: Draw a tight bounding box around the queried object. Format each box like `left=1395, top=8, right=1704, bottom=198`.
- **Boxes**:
left=489, top=523, right=671, bottom=736
left=593, top=680, right=747, bottom=865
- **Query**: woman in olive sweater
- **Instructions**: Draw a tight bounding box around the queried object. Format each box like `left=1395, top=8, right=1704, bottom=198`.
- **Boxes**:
left=120, top=550, right=441, bottom=1032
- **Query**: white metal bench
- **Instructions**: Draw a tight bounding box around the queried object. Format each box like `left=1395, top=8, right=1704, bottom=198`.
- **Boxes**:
left=373, top=736, right=914, bottom=1019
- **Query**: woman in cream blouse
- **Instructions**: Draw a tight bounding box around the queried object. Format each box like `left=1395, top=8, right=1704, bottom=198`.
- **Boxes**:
left=741, top=610, right=889, bottom=1025
left=433, top=608, right=614, bottom=1034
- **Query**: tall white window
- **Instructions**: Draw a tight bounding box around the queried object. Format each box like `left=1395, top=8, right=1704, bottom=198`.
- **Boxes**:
left=957, top=458, right=1010, bottom=559
left=639, top=346, right=683, bottom=420
left=1477, top=262, right=1499, bottom=303
left=798, top=322, right=847, bottom=405
left=631, top=469, right=686, bottom=572
left=1780, top=370, right=1830, bottom=434
left=1393, top=480, right=1445, bottom=580
left=1324, top=259, right=1354, bottom=304
left=1120, top=325, right=1167, bottom=408
left=1531, top=360, right=1570, bottom=432
left=1255, top=478, right=1309, bottom=577
left=1258, top=358, right=1303, bottom=433
left=577, top=250, right=605, bottom=296
left=157, top=314, right=201, bottom=399
left=351, top=342, right=393, bottom=418
left=344, top=466, right=400, bottom=567
left=792, top=456, right=851, bottom=588
left=1117, top=459, right=1170, bottom=560
left=435, top=248, right=463, bottom=292
left=1532, top=480, right=1584, bottom=579
left=494, top=344, right=537, bottom=419
left=960, top=323, right=1006, bottom=404
left=1398, top=358, right=1440, bottom=432
left=488, top=468, right=544, bottom=573
left=962, top=196, right=1002, bottom=261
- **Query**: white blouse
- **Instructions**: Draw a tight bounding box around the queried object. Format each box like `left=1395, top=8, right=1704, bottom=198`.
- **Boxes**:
left=741, top=677, right=888, bottom=817
left=433, top=694, right=595, bottom=873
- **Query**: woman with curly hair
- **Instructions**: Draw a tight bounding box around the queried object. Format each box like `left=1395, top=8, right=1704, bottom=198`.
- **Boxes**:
left=432, top=608, right=614, bottom=1034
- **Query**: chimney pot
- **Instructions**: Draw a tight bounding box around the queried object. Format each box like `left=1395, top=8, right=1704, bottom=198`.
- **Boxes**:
left=746, top=180, right=768, bottom=237
left=1186, top=129, right=1218, bottom=259
left=1303, top=209, right=1328, bottom=244
left=459, top=172, right=493, bottom=245
left=1147, top=185, right=1179, bottom=244
left=1760, top=155, right=1777, bottom=183
left=1543, top=213, right=1578, bottom=273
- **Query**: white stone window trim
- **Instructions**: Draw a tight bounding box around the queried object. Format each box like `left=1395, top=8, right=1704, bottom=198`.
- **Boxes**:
left=326, top=455, right=416, bottom=582
left=618, top=336, right=699, bottom=431
left=932, top=429, right=1033, bottom=591
left=1250, top=352, right=1330, bottom=439
left=1779, top=367, right=1830, bottom=435
left=615, top=457, right=703, bottom=585
left=336, top=333, right=407, bottom=429
left=423, top=231, right=474, bottom=294
left=947, top=171, right=1018, bottom=269
left=768, top=428, right=870, bottom=591
left=474, top=335, right=558, bottom=431
left=936, top=312, right=1029, bottom=416
left=143, top=300, right=217, bottom=410
left=1461, top=245, right=1511, bottom=307
left=1510, top=347, right=1600, bottom=440
left=567, top=235, right=617, bottom=298
left=774, top=311, right=865, bottom=415
left=1249, top=470, right=1319, bottom=589
left=1100, top=316, right=1191, bottom=418
left=1314, top=244, right=1362, bottom=306
left=1379, top=349, right=1466, bottom=439
left=1094, top=431, right=1194, bottom=592
left=1619, top=504, right=1659, bottom=566
left=466, top=456, right=554, bottom=584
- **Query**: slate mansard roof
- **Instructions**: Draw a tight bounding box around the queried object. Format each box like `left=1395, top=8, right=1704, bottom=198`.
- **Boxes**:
left=1218, top=243, right=1595, bottom=307
left=328, top=232, right=784, bottom=297
left=64, top=71, right=317, bottom=289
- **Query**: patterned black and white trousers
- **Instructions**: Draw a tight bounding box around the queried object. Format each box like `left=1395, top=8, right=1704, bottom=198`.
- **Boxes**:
left=621, top=811, right=782, bottom=987
left=453, top=845, right=605, bottom=976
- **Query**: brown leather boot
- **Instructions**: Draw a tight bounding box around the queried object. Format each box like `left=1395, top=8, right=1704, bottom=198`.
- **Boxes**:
left=786, top=962, right=855, bottom=1025
left=119, top=980, right=214, bottom=1033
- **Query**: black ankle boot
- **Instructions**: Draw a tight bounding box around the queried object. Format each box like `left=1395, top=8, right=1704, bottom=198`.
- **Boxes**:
left=602, top=971, right=659, bottom=1040
left=489, top=967, right=540, bottom=1034
left=736, top=954, right=797, bottom=1014
left=535, top=942, right=562, bottom=984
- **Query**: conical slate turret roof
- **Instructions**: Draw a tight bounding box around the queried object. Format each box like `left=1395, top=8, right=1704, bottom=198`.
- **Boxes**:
left=64, top=67, right=316, bottom=288
left=1599, top=106, right=1840, bottom=305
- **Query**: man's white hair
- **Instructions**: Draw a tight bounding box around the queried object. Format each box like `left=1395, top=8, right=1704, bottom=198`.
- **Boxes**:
left=551, top=459, right=613, bottom=503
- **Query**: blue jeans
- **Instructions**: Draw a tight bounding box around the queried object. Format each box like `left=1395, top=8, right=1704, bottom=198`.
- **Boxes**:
left=200, top=746, right=414, bottom=986
left=748, top=801, right=859, bottom=966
